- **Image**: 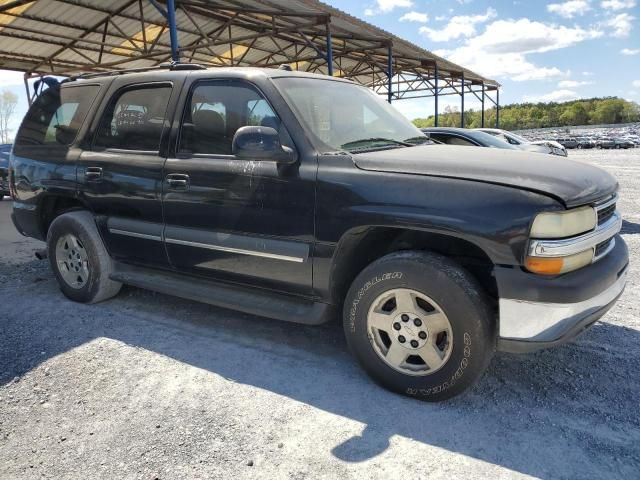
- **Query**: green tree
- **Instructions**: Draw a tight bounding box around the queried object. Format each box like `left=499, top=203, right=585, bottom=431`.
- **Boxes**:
left=412, top=97, right=640, bottom=130
left=0, top=89, right=18, bottom=143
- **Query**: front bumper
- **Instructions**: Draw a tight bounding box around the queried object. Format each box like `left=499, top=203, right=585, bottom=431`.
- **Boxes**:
left=496, top=236, right=628, bottom=353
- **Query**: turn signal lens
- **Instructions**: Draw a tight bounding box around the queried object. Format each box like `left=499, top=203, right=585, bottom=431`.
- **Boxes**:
left=525, top=249, right=594, bottom=276
left=530, top=206, right=596, bottom=239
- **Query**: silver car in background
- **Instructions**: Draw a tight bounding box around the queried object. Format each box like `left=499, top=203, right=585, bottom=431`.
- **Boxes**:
left=477, top=128, right=568, bottom=157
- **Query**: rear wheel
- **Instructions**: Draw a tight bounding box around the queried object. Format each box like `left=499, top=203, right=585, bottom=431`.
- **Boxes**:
left=47, top=211, right=121, bottom=304
left=343, top=251, right=494, bottom=401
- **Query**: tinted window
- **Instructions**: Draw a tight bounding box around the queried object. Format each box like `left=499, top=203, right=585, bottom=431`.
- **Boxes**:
left=95, top=85, right=171, bottom=151
left=446, top=136, right=475, bottom=147
left=179, top=81, right=287, bottom=155
left=430, top=133, right=474, bottom=146
left=15, top=84, right=99, bottom=148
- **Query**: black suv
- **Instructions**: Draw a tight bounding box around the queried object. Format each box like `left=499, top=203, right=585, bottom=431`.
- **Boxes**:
left=9, top=65, right=628, bottom=401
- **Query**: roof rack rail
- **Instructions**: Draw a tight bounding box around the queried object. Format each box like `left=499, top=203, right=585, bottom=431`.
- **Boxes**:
left=67, top=62, right=207, bottom=81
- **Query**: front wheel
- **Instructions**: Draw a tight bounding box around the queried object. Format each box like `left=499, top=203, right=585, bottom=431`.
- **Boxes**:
left=343, top=251, right=494, bottom=401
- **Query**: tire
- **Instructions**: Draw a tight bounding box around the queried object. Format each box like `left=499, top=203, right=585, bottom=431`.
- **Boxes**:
left=47, top=210, right=122, bottom=304
left=343, top=251, right=494, bottom=402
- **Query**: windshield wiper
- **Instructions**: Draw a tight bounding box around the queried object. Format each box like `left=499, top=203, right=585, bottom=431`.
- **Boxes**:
left=403, top=136, right=433, bottom=145
left=341, top=137, right=414, bottom=149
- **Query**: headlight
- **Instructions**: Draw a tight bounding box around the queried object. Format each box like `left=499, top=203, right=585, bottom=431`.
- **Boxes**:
left=525, top=249, right=593, bottom=276
left=530, top=206, right=596, bottom=239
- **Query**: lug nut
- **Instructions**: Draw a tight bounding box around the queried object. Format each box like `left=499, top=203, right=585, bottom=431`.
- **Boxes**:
left=414, top=318, right=422, bottom=327
left=401, top=314, right=409, bottom=322
left=393, top=322, right=401, bottom=331
left=410, top=340, right=419, bottom=348
left=419, top=331, right=427, bottom=340
left=398, top=335, right=406, bottom=343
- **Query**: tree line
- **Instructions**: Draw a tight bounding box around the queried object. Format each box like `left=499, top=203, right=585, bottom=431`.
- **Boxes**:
left=412, top=97, right=640, bottom=130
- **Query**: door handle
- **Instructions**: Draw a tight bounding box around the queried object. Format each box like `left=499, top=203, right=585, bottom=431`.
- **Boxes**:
left=166, top=173, right=190, bottom=190
left=85, top=167, right=103, bottom=181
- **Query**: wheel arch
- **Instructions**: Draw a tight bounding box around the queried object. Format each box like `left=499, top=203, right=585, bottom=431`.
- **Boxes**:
left=38, top=193, right=94, bottom=239
left=328, top=226, right=498, bottom=312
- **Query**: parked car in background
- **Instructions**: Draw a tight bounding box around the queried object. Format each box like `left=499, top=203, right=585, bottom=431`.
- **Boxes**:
left=477, top=128, right=567, bottom=157
left=613, top=138, right=635, bottom=149
left=9, top=66, right=628, bottom=401
left=555, top=137, right=579, bottom=149
left=0, top=144, right=11, bottom=200
left=574, top=137, right=596, bottom=149
left=421, top=128, right=521, bottom=150
left=596, top=138, right=616, bottom=149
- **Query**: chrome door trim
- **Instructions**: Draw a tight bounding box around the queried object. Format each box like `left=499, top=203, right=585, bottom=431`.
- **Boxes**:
left=108, top=228, right=162, bottom=242
left=164, top=237, right=305, bottom=263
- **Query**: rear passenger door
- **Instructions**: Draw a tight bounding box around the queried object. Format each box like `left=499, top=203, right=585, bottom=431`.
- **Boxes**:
left=78, top=79, right=181, bottom=267
left=161, top=78, right=315, bottom=295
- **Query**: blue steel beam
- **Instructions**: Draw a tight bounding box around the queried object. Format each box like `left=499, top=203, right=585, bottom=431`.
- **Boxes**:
left=434, top=63, right=439, bottom=127
left=387, top=43, right=393, bottom=103
left=166, top=0, right=179, bottom=62
left=460, top=72, right=465, bottom=128
left=325, top=21, right=333, bottom=76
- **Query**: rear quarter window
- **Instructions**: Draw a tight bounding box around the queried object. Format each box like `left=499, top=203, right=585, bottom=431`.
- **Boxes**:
left=14, top=84, right=100, bottom=152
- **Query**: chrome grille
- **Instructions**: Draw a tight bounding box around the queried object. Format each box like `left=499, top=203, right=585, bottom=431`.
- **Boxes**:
left=594, top=238, right=614, bottom=259
left=597, top=203, right=616, bottom=226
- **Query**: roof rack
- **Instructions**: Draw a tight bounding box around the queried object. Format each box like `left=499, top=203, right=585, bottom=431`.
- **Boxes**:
left=67, top=62, right=207, bottom=82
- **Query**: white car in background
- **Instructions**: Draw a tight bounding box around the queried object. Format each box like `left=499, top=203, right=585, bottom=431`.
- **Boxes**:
left=477, top=128, right=568, bottom=157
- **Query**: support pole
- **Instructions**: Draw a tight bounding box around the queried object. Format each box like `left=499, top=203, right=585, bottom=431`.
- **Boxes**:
left=166, top=0, right=179, bottom=62
left=325, top=21, right=333, bottom=77
left=434, top=63, right=439, bottom=127
left=387, top=43, right=393, bottom=104
left=496, top=88, right=500, bottom=128
left=481, top=83, right=485, bottom=128
left=23, top=73, right=32, bottom=106
left=460, top=73, right=465, bottom=128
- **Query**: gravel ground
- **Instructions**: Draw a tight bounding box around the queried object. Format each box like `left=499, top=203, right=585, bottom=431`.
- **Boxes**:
left=1, top=150, right=639, bottom=479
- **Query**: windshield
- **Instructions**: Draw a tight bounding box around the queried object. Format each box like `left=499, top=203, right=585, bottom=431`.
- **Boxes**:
left=505, top=131, right=530, bottom=144
left=273, top=77, right=426, bottom=153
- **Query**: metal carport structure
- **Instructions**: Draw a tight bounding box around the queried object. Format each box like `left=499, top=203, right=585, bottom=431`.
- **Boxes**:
left=0, top=0, right=501, bottom=126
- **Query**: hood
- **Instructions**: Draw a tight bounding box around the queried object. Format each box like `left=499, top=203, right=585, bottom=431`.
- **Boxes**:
left=518, top=143, right=549, bottom=154
left=531, top=140, right=565, bottom=149
left=353, top=145, right=618, bottom=208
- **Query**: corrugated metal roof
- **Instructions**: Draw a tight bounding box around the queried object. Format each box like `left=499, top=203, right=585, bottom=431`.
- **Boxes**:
left=0, top=0, right=499, bottom=98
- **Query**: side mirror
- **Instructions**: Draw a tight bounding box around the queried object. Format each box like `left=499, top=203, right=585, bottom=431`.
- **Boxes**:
left=232, top=126, right=295, bottom=164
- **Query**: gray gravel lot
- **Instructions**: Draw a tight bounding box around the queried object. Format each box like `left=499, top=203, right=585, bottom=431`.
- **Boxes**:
left=1, top=150, right=639, bottom=479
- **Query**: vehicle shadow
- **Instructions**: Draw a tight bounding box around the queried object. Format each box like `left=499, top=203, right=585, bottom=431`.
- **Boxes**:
left=621, top=219, right=640, bottom=235
left=1, top=260, right=639, bottom=478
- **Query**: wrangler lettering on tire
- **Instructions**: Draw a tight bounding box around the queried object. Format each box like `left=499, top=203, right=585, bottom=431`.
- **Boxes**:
left=343, top=251, right=494, bottom=401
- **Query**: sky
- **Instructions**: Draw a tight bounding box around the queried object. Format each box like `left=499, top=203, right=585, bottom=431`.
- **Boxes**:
left=324, top=0, right=640, bottom=119
left=0, top=0, right=638, bottom=131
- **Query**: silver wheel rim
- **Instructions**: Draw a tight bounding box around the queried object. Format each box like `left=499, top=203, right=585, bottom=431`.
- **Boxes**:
left=55, top=233, right=90, bottom=289
left=367, top=288, right=453, bottom=376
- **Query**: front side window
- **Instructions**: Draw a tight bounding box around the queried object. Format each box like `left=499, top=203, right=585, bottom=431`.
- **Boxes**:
left=443, top=135, right=475, bottom=147
left=95, top=85, right=171, bottom=151
left=179, top=81, right=289, bottom=156
left=273, top=77, right=425, bottom=153
left=15, top=84, right=100, bottom=149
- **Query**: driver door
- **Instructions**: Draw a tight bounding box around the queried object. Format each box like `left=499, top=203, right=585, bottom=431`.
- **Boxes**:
left=161, top=78, right=315, bottom=295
